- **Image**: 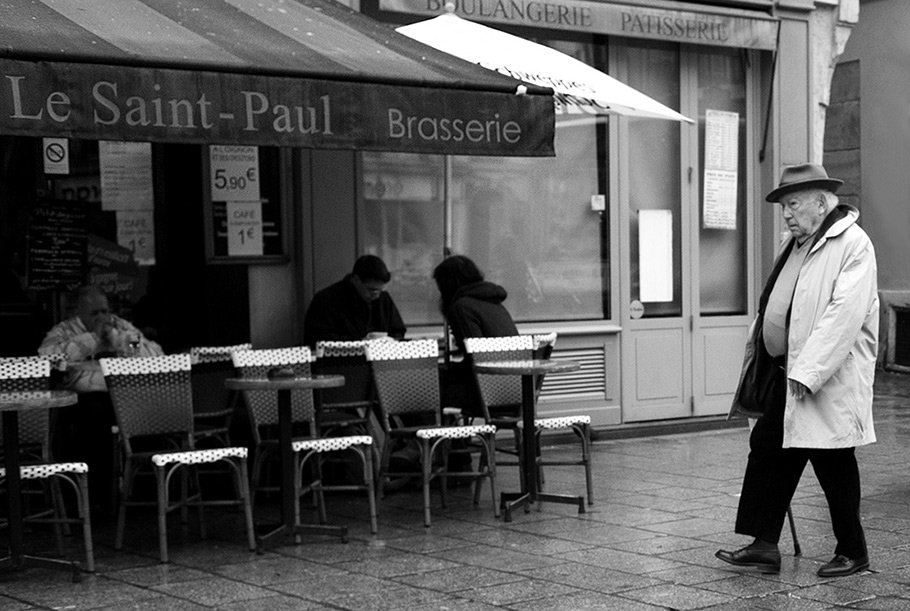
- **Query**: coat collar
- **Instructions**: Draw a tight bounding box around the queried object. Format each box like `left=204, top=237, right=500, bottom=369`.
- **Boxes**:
left=806, top=204, right=858, bottom=253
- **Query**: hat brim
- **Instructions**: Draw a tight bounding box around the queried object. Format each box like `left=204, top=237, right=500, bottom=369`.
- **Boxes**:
left=765, top=178, right=843, bottom=202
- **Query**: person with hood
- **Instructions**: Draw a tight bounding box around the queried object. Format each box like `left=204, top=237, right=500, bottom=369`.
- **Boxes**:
left=434, top=255, right=518, bottom=351
left=715, top=163, right=878, bottom=578
left=433, top=254, right=518, bottom=417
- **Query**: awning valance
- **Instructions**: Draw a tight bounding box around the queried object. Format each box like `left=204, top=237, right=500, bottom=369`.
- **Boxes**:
left=0, top=0, right=555, bottom=156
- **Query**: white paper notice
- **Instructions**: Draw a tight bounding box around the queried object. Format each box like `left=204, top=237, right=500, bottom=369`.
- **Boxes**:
left=116, top=210, right=156, bottom=265
left=638, top=209, right=673, bottom=303
left=99, top=141, right=153, bottom=211
left=703, top=169, right=738, bottom=230
left=226, top=201, right=263, bottom=256
left=703, top=109, right=739, bottom=230
left=210, top=146, right=260, bottom=202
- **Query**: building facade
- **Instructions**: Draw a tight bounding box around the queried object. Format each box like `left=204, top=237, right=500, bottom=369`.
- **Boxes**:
left=825, top=0, right=908, bottom=373
left=0, top=0, right=858, bottom=430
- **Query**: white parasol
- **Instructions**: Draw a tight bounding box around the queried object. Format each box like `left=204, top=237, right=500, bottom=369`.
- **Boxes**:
left=397, top=6, right=693, bottom=123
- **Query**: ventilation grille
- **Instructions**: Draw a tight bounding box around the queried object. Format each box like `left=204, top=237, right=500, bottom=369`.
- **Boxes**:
left=895, top=307, right=910, bottom=368
left=540, top=346, right=605, bottom=401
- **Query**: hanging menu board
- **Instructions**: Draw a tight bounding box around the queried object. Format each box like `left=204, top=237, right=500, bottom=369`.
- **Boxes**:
left=205, top=146, right=287, bottom=263
left=26, top=200, right=87, bottom=290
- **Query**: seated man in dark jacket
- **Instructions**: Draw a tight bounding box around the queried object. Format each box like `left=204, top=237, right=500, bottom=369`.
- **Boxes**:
left=304, top=255, right=406, bottom=347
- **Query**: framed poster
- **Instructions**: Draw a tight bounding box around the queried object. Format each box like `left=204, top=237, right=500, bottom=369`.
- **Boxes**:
left=204, top=146, right=290, bottom=264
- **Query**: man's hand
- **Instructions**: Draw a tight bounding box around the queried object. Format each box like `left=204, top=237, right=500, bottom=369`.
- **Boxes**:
left=788, top=379, right=809, bottom=400
left=91, top=316, right=115, bottom=344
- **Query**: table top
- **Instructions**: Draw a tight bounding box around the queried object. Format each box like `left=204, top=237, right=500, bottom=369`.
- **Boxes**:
left=473, top=359, right=580, bottom=376
left=0, top=390, right=78, bottom=412
left=225, top=374, right=345, bottom=391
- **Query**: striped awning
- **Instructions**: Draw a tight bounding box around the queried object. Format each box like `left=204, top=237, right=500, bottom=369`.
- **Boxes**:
left=0, top=0, right=555, bottom=156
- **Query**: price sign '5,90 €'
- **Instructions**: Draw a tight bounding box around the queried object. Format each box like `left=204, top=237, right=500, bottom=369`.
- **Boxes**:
left=209, top=145, right=260, bottom=202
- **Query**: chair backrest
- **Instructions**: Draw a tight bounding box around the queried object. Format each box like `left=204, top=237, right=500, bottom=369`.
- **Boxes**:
left=363, top=339, right=441, bottom=430
left=530, top=332, right=557, bottom=394
left=189, top=343, right=252, bottom=365
left=532, top=332, right=557, bottom=360
left=189, top=343, right=252, bottom=415
left=100, top=354, right=195, bottom=452
left=0, top=356, right=52, bottom=459
left=314, top=340, right=375, bottom=408
left=231, top=347, right=316, bottom=437
left=464, top=335, right=535, bottom=410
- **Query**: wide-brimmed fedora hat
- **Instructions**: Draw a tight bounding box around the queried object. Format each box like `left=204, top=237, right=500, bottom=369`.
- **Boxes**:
left=765, top=163, right=843, bottom=202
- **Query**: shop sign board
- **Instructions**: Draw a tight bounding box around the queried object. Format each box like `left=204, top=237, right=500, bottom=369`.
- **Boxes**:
left=0, top=58, right=555, bottom=156
left=380, top=0, right=779, bottom=51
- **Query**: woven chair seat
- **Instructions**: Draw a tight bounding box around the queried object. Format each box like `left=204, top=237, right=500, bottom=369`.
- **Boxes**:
left=416, top=424, right=496, bottom=440
left=517, top=415, right=592, bottom=430
left=150, top=447, right=248, bottom=467
left=291, top=435, right=373, bottom=453
left=0, top=461, right=89, bottom=480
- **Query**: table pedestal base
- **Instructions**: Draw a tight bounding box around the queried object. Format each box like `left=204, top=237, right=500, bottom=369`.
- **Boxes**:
left=500, top=491, right=585, bottom=522
left=0, top=553, right=82, bottom=582
left=256, top=522, right=348, bottom=553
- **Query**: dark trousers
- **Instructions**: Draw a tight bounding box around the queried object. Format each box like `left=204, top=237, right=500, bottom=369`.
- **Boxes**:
left=735, top=387, right=867, bottom=558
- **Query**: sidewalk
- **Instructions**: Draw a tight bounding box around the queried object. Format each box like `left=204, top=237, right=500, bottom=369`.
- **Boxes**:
left=2, top=372, right=909, bottom=609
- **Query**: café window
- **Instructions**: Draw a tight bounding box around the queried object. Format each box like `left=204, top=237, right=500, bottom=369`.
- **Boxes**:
left=359, top=39, right=610, bottom=327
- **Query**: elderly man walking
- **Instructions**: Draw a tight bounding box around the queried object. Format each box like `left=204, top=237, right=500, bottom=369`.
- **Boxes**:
left=716, top=163, right=879, bottom=578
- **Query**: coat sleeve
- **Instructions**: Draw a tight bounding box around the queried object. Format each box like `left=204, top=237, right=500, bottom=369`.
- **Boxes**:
left=385, top=296, right=407, bottom=340
left=788, top=235, right=877, bottom=393
left=303, top=292, right=345, bottom=346
left=446, top=301, right=483, bottom=350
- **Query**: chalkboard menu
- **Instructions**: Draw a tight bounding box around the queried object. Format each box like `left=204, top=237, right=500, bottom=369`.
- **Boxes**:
left=27, top=200, right=87, bottom=290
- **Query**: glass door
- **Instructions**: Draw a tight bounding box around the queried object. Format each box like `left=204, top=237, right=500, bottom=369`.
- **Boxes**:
left=618, top=39, right=691, bottom=422
left=690, top=46, right=756, bottom=416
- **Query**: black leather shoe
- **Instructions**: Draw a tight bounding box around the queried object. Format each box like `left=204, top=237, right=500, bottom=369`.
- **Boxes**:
left=715, top=546, right=781, bottom=573
left=817, top=554, right=869, bottom=578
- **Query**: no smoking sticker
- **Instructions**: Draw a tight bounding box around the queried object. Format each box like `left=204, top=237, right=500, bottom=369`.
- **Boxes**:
left=43, top=138, right=69, bottom=175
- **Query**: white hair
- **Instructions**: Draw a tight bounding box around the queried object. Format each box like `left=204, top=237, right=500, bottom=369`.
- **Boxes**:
left=801, top=188, right=839, bottom=212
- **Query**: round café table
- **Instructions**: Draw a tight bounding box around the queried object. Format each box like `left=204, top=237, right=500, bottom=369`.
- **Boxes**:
left=0, top=389, right=79, bottom=578
left=472, top=359, right=582, bottom=522
left=224, top=373, right=345, bottom=550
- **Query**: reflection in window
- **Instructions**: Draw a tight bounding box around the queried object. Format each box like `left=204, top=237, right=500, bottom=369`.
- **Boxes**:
left=360, top=40, right=611, bottom=327
left=698, top=48, right=748, bottom=316
left=360, top=152, right=445, bottom=325
left=451, top=115, right=608, bottom=322
left=623, top=40, right=682, bottom=318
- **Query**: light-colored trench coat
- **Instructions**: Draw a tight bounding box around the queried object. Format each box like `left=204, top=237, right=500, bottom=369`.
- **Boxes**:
left=730, top=204, right=878, bottom=449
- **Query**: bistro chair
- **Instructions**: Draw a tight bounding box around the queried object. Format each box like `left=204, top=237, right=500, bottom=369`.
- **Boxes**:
left=313, top=340, right=378, bottom=437
left=464, top=334, right=594, bottom=506
left=231, top=347, right=377, bottom=535
left=364, top=338, right=499, bottom=527
left=188, top=343, right=252, bottom=447
left=0, top=356, right=94, bottom=572
left=100, top=354, right=255, bottom=563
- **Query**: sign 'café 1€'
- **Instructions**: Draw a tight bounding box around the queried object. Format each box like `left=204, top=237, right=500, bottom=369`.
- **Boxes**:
left=0, top=58, right=555, bottom=156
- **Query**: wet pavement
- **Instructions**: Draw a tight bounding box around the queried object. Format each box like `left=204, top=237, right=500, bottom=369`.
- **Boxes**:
left=2, top=371, right=910, bottom=609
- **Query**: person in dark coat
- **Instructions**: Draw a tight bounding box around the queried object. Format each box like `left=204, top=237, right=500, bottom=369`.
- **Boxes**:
left=433, top=255, right=518, bottom=417
left=304, top=255, right=406, bottom=348
left=434, top=255, right=518, bottom=351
